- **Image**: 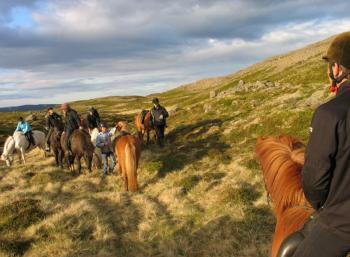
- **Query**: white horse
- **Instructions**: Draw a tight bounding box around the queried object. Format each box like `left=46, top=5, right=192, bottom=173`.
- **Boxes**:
left=0, top=131, right=46, bottom=167
left=90, top=128, right=102, bottom=169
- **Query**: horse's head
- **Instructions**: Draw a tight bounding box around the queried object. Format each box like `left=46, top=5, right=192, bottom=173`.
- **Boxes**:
left=116, top=121, right=130, bottom=133
left=1, top=136, right=15, bottom=167
left=0, top=152, right=12, bottom=167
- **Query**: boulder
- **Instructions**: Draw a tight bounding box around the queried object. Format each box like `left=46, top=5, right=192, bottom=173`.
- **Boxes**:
left=209, top=90, right=217, bottom=98
left=304, top=90, right=325, bottom=108
left=238, top=80, right=244, bottom=87
left=203, top=103, right=212, bottom=113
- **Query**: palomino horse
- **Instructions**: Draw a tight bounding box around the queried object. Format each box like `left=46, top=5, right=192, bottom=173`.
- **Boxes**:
left=1, top=131, right=46, bottom=167
left=135, top=110, right=155, bottom=144
left=114, top=121, right=141, bottom=192
left=49, top=120, right=65, bottom=168
left=255, top=136, right=313, bottom=257
left=61, top=129, right=94, bottom=174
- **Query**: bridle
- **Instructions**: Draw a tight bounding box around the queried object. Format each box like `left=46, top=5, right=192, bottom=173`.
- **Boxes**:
left=328, top=62, right=350, bottom=93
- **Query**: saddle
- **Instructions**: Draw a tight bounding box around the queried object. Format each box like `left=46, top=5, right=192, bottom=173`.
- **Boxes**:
left=277, top=211, right=319, bottom=257
left=25, top=131, right=36, bottom=150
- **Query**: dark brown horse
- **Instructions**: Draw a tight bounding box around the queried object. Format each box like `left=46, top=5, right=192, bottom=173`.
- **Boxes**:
left=61, top=129, right=94, bottom=174
left=49, top=120, right=65, bottom=168
left=135, top=111, right=155, bottom=144
left=256, top=136, right=313, bottom=257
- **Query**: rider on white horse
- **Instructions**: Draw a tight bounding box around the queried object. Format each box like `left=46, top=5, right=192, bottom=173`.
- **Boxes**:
left=1, top=130, right=46, bottom=167
left=15, top=117, right=36, bottom=148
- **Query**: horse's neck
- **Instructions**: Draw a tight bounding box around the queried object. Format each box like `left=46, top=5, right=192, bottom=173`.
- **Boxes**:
left=90, top=128, right=99, bottom=144
left=4, top=136, right=15, bottom=155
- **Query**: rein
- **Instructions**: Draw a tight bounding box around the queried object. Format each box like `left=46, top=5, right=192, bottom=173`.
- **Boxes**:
left=265, top=191, right=313, bottom=212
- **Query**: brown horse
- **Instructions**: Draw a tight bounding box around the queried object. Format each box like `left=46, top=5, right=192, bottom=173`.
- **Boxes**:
left=49, top=120, right=65, bottom=168
left=61, top=129, right=94, bottom=174
left=114, top=121, right=141, bottom=192
left=135, top=110, right=155, bottom=144
left=256, top=136, right=313, bottom=257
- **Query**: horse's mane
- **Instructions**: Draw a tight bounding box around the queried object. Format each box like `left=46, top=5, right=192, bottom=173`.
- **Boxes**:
left=256, top=136, right=308, bottom=214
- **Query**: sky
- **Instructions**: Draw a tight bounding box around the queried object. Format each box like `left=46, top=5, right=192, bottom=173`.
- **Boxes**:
left=0, top=0, right=350, bottom=107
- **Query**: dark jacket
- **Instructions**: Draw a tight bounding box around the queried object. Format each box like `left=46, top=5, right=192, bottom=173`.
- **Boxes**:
left=302, top=80, right=350, bottom=241
left=151, top=105, right=169, bottom=126
left=64, top=108, right=81, bottom=131
left=47, top=112, right=62, bottom=129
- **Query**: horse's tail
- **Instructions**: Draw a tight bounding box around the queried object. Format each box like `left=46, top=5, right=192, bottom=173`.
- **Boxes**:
left=125, top=142, right=138, bottom=192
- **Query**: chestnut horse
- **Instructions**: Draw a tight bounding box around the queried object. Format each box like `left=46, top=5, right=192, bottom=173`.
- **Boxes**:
left=114, top=121, right=141, bottom=192
left=135, top=110, right=155, bottom=144
left=256, top=136, right=313, bottom=257
left=61, top=129, right=94, bottom=173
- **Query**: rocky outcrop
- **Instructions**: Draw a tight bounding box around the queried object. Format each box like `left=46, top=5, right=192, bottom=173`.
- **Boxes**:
left=209, top=90, right=217, bottom=98
left=215, top=80, right=287, bottom=98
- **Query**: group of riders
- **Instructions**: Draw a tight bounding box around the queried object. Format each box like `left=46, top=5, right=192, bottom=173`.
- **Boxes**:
left=14, top=97, right=169, bottom=175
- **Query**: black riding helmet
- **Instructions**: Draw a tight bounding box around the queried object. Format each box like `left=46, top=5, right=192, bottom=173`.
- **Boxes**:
left=152, top=98, right=160, bottom=104
left=100, top=122, right=108, bottom=129
left=323, top=32, right=350, bottom=92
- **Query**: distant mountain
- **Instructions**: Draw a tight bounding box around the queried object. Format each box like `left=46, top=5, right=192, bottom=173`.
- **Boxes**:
left=0, top=104, right=55, bottom=113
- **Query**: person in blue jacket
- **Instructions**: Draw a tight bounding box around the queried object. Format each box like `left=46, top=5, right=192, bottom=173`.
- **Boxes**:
left=96, top=122, right=116, bottom=176
left=15, top=117, right=35, bottom=147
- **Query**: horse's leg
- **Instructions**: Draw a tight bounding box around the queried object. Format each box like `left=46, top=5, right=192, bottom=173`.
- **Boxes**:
left=54, top=149, right=59, bottom=167
left=146, top=130, right=150, bottom=145
left=17, top=150, right=21, bottom=163
left=118, top=163, right=122, bottom=176
left=88, top=155, right=93, bottom=173
left=124, top=175, right=128, bottom=191
left=20, top=148, right=26, bottom=164
left=69, top=155, right=75, bottom=172
left=58, top=149, right=63, bottom=169
left=77, top=156, right=81, bottom=174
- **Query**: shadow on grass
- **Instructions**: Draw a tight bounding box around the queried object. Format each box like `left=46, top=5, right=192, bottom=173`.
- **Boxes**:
left=147, top=119, right=231, bottom=181
left=150, top=182, right=273, bottom=257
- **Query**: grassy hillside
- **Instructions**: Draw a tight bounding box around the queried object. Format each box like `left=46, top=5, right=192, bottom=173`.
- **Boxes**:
left=0, top=35, right=335, bottom=257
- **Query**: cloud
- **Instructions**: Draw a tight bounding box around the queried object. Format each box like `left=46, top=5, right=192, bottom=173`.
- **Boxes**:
left=0, top=0, right=350, bottom=107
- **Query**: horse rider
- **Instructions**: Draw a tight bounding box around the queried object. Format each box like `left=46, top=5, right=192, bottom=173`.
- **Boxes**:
left=278, top=32, right=350, bottom=257
left=15, top=117, right=35, bottom=148
left=86, top=106, right=101, bottom=133
left=61, top=103, right=83, bottom=155
left=96, top=122, right=116, bottom=175
left=150, top=98, right=169, bottom=147
left=45, top=107, right=63, bottom=152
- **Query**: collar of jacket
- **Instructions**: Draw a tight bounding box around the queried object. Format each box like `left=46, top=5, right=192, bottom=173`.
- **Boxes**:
left=336, top=80, right=350, bottom=97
